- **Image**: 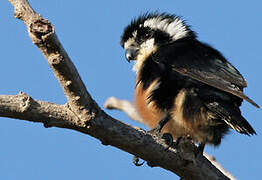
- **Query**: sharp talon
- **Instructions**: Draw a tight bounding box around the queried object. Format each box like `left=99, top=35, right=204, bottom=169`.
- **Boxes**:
left=147, top=130, right=173, bottom=150
left=173, top=136, right=183, bottom=147
left=147, top=114, right=173, bottom=149
left=194, top=143, right=205, bottom=157
left=43, top=121, right=51, bottom=128
left=162, top=133, right=173, bottom=150
left=133, top=156, right=144, bottom=166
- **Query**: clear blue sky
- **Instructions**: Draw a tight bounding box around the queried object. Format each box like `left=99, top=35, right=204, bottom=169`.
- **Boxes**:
left=1, top=1, right=261, bottom=179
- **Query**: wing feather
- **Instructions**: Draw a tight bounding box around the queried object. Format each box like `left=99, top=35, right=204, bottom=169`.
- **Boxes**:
left=153, top=39, right=259, bottom=108
left=173, top=66, right=259, bottom=108
left=206, top=102, right=256, bottom=135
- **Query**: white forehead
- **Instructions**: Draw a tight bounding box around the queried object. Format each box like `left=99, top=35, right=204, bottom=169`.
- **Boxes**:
left=124, top=38, right=135, bottom=49
left=143, top=17, right=188, bottom=41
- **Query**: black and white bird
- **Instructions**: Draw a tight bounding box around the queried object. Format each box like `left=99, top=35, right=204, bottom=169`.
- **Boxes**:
left=120, top=12, right=258, bottom=154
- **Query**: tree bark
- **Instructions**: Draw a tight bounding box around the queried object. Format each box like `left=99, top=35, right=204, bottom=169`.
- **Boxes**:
left=104, top=96, right=236, bottom=180
left=4, top=0, right=234, bottom=179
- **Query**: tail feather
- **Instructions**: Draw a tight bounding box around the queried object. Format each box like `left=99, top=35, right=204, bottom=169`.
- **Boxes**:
left=206, top=102, right=256, bottom=135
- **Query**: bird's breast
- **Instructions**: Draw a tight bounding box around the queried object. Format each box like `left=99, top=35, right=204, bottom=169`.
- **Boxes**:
left=135, top=80, right=162, bottom=128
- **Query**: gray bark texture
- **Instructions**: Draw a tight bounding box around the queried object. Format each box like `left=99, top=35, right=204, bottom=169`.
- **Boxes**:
left=3, top=0, right=235, bottom=179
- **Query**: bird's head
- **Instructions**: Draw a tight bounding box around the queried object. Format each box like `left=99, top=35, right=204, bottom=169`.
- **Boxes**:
left=120, top=12, right=196, bottom=70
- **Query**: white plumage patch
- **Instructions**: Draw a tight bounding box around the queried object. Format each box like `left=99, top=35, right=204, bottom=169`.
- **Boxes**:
left=140, top=38, right=155, bottom=51
left=143, top=17, right=188, bottom=41
left=133, top=38, right=157, bottom=73
left=124, top=38, right=136, bottom=49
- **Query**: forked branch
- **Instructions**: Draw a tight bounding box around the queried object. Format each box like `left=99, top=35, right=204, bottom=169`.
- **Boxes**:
left=3, top=0, right=234, bottom=179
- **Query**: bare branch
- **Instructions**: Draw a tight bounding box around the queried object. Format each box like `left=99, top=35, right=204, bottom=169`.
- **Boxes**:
left=5, top=0, right=234, bottom=179
left=0, top=92, right=78, bottom=128
left=0, top=92, right=230, bottom=180
left=204, top=153, right=236, bottom=180
left=9, top=0, right=99, bottom=125
left=104, top=96, right=237, bottom=180
left=104, top=96, right=144, bottom=124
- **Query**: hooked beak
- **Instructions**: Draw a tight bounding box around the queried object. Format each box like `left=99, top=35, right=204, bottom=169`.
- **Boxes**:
left=125, top=47, right=139, bottom=62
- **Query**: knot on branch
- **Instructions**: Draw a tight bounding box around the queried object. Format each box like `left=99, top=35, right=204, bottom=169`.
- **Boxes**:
left=13, top=7, right=24, bottom=20
left=29, top=18, right=53, bottom=44
left=49, top=54, right=64, bottom=67
left=64, top=102, right=96, bottom=128
left=18, top=92, right=32, bottom=112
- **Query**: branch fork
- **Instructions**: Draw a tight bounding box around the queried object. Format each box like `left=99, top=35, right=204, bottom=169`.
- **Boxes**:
left=3, top=0, right=236, bottom=179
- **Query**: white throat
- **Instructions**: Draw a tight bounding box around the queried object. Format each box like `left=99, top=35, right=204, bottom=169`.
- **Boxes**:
left=132, top=38, right=157, bottom=73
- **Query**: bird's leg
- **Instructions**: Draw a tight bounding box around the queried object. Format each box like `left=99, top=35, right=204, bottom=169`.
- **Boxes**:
left=173, top=136, right=183, bottom=147
left=148, top=113, right=173, bottom=149
left=148, top=113, right=170, bottom=134
left=132, top=113, right=172, bottom=166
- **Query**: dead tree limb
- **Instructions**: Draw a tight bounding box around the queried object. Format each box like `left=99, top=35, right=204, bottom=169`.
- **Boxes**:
left=104, top=96, right=237, bottom=180
left=3, top=0, right=234, bottom=179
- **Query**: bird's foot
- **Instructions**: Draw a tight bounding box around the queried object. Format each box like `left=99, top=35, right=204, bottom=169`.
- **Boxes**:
left=147, top=113, right=173, bottom=149
left=133, top=156, right=144, bottom=166
left=162, top=133, right=173, bottom=150
left=148, top=126, right=173, bottom=150
left=173, top=136, right=183, bottom=147
left=194, top=143, right=205, bottom=157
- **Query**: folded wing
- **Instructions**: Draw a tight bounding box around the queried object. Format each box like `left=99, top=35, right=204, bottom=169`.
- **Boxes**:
left=154, top=39, right=259, bottom=108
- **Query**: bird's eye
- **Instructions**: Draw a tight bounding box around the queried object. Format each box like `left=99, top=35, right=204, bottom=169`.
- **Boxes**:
left=138, top=31, right=153, bottom=43
left=143, top=32, right=153, bottom=39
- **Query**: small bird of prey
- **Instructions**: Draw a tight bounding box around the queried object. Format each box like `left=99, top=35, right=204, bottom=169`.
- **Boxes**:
left=120, top=12, right=258, bottom=154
